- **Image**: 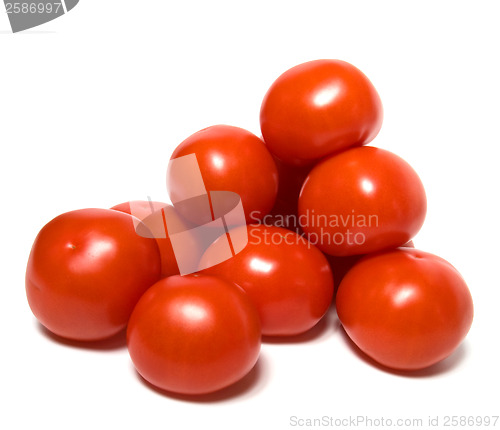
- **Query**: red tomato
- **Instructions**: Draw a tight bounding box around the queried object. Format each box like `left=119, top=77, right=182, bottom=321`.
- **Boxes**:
left=127, top=275, right=261, bottom=395
left=299, top=147, right=426, bottom=256
left=200, top=225, right=334, bottom=336
left=111, top=201, right=200, bottom=278
left=168, top=125, right=278, bottom=224
left=26, top=208, right=161, bottom=341
left=260, top=59, right=383, bottom=165
left=336, top=248, right=474, bottom=370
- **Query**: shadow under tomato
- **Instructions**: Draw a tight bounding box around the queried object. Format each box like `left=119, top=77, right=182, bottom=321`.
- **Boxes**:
left=262, top=302, right=341, bottom=345
left=36, top=321, right=127, bottom=351
left=339, top=327, right=469, bottom=377
left=132, top=351, right=270, bottom=403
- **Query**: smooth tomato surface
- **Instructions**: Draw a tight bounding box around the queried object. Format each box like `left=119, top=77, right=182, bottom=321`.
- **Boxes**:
left=260, top=59, right=383, bottom=165
left=111, top=201, right=200, bottom=277
left=26, top=208, right=161, bottom=341
left=168, top=125, right=278, bottom=224
left=299, top=147, right=426, bottom=256
left=326, top=240, right=415, bottom=293
left=127, top=275, right=261, bottom=395
left=200, top=225, right=334, bottom=336
left=336, top=248, right=474, bottom=370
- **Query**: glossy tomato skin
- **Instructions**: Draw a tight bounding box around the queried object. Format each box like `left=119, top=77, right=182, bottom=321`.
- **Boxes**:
left=127, top=275, right=261, bottom=395
left=260, top=59, right=383, bottom=165
left=336, top=248, right=474, bottom=370
left=299, top=147, right=426, bottom=256
left=200, top=225, right=334, bottom=336
left=26, top=208, right=161, bottom=341
left=111, top=201, right=199, bottom=278
left=168, top=125, right=278, bottom=224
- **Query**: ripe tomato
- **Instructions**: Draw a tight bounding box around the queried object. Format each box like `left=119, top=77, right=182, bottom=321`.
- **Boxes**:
left=260, top=59, right=383, bottom=165
left=25, top=208, right=161, bottom=341
left=127, top=275, right=261, bottom=395
left=298, top=146, right=426, bottom=256
left=111, top=201, right=200, bottom=277
left=167, top=125, right=278, bottom=224
left=200, top=225, right=334, bottom=336
left=336, top=248, right=474, bottom=370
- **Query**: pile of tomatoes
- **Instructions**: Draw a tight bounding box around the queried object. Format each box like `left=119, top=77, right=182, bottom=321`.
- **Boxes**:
left=26, top=59, right=474, bottom=396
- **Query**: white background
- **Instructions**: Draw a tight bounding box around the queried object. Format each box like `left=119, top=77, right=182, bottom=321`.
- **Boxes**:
left=1, top=1, right=499, bottom=429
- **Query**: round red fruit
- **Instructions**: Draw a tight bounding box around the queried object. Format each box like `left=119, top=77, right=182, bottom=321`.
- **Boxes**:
left=168, top=125, right=278, bottom=224
left=200, top=224, right=334, bottom=336
left=26, top=208, right=161, bottom=341
left=260, top=59, right=383, bottom=165
left=127, top=275, right=261, bottom=395
left=299, top=147, right=426, bottom=256
left=336, top=248, right=474, bottom=370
